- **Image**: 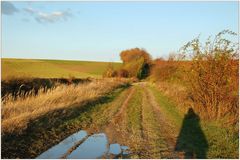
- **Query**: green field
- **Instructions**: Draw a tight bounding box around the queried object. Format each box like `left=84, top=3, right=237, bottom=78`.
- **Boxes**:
left=1, top=58, right=122, bottom=79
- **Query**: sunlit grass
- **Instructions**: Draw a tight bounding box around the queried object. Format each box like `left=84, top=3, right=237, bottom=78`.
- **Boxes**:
left=149, top=84, right=239, bottom=158
left=2, top=58, right=122, bottom=79
left=1, top=78, right=129, bottom=134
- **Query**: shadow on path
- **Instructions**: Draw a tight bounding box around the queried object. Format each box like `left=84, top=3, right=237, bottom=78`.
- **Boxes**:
left=175, top=108, right=208, bottom=158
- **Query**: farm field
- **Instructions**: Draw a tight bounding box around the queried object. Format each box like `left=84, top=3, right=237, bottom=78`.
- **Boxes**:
left=2, top=80, right=238, bottom=159
left=2, top=1, right=238, bottom=159
left=1, top=58, right=122, bottom=80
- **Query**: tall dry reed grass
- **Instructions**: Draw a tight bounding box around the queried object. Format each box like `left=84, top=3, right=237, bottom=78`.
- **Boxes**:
left=1, top=78, right=130, bottom=134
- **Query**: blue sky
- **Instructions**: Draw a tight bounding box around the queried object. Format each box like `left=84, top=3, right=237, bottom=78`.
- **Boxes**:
left=2, top=1, right=238, bottom=62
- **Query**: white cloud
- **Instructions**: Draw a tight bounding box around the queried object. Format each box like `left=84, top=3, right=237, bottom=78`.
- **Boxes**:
left=2, top=2, right=19, bottom=15
left=23, top=7, right=72, bottom=23
left=36, top=10, right=72, bottom=23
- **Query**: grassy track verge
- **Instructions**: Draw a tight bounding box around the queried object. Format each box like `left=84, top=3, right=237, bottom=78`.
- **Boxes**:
left=148, top=84, right=239, bottom=158
left=125, top=86, right=144, bottom=158
left=127, top=86, right=143, bottom=136
left=148, top=84, right=183, bottom=128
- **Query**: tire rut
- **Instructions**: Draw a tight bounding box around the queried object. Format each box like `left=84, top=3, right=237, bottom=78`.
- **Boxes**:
left=103, top=87, right=136, bottom=144
left=141, top=84, right=169, bottom=158
left=85, top=87, right=133, bottom=134
left=142, top=84, right=181, bottom=158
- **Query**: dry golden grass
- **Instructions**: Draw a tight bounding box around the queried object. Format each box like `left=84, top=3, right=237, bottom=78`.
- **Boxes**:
left=2, top=78, right=130, bottom=134
left=155, top=81, right=190, bottom=113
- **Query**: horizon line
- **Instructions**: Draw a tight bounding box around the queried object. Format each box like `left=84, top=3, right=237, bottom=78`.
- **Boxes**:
left=1, top=57, right=123, bottom=63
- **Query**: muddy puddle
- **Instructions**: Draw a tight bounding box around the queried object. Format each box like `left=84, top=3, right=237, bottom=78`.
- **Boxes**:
left=36, top=130, right=130, bottom=159
left=36, top=130, right=87, bottom=159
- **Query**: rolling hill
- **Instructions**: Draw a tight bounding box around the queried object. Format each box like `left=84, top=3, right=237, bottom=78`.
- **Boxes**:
left=1, top=58, right=122, bottom=80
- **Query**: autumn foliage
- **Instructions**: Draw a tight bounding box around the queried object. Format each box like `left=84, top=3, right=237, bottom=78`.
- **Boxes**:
left=104, top=48, right=152, bottom=79
left=120, top=48, right=152, bottom=64
left=181, top=30, right=239, bottom=123
left=150, top=58, right=179, bottom=82
left=103, top=30, right=238, bottom=124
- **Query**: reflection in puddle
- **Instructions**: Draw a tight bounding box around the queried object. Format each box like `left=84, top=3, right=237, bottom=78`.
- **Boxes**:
left=109, top=143, right=121, bottom=155
left=121, top=146, right=130, bottom=155
left=36, top=130, right=130, bottom=159
left=36, top=130, right=87, bottom=159
left=67, top=133, right=108, bottom=159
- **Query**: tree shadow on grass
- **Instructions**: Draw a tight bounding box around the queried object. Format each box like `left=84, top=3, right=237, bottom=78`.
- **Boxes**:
left=175, top=108, right=208, bottom=158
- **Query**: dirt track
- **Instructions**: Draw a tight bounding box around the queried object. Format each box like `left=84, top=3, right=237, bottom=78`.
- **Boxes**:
left=93, top=82, right=181, bottom=158
left=36, top=82, right=182, bottom=159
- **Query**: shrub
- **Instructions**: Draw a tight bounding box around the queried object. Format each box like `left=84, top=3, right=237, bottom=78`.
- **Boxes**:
left=150, top=57, right=180, bottom=82
left=181, top=30, right=238, bottom=123
left=150, top=55, right=187, bottom=84
left=102, top=48, right=152, bottom=79
left=120, top=48, right=152, bottom=79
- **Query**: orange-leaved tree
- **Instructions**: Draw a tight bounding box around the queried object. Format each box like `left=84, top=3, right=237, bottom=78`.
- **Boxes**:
left=120, top=48, right=152, bottom=79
